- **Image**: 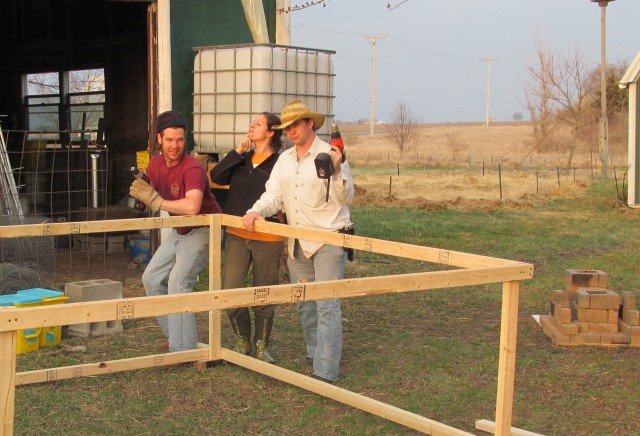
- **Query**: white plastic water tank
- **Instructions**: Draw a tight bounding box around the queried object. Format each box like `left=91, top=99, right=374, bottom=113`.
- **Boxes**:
left=193, top=44, right=335, bottom=151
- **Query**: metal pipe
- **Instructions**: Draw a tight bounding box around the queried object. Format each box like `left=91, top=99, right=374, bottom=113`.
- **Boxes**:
left=90, top=153, right=100, bottom=208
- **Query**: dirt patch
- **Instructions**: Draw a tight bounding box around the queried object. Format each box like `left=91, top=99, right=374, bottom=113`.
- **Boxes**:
left=352, top=172, right=589, bottom=211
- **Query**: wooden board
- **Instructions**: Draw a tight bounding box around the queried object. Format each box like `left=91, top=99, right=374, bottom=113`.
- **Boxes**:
left=222, top=348, right=472, bottom=436
left=475, top=419, right=544, bottom=436
left=0, top=264, right=532, bottom=332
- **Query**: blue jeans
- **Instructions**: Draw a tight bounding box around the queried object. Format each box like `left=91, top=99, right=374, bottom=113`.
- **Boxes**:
left=142, top=228, right=209, bottom=351
left=287, top=241, right=346, bottom=382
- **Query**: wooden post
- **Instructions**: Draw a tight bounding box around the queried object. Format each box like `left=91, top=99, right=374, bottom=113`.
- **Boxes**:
left=556, top=167, right=560, bottom=186
left=495, top=281, right=520, bottom=436
left=388, top=176, right=392, bottom=196
left=536, top=171, right=539, bottom=194
left=498, top=163, right=502, bottom=200
left=209, top=213, right=222, bottom=362
left=1, top=331, right=16, bottom=436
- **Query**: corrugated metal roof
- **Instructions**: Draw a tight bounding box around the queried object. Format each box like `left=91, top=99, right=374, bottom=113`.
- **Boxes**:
left=619, top=51, right=640, bottom=88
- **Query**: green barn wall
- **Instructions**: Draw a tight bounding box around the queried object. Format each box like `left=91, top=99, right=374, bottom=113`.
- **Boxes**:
left=170, top=0, right=276, bottom=150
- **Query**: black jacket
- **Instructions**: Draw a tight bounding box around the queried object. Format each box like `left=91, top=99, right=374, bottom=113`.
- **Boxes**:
left=210, top=149, right=279, bottom=218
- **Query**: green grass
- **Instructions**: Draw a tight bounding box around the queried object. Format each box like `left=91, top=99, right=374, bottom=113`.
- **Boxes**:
left=13, top=180, right=640, bottom=434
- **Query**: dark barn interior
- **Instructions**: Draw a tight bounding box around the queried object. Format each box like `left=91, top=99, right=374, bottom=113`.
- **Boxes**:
left=0, top=0, right=151, bottom=216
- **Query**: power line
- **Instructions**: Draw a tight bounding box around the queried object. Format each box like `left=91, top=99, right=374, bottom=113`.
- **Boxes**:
left=292, top=23, right=363, bottom=36
left=387, top=37, right=480, bottom=60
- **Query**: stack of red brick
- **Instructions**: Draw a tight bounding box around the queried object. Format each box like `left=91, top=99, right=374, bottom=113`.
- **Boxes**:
left=540, top=269, right=640, bottom=347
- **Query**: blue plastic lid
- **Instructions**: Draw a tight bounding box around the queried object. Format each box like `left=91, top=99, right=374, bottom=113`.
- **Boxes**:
left=0, top=293, right=42, bottom=306
left=17, top=288, right=64, bottom=299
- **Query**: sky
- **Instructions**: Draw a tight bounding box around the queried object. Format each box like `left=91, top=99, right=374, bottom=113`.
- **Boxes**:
left=290, top=0, right=640, bottom=124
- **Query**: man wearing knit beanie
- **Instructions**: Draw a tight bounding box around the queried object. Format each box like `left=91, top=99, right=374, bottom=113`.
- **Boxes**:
left=130, top=110, right=221, bottom=353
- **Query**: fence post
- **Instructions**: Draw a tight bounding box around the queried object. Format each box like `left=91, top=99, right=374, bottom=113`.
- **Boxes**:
left=498, top=163, right=502, bottom=200
left=1, top=331, right=17, bottom=436
left=397, top=164, right=400, bottom=177
left=482, top=161, right=485, bottom=176
left=209, top=214, right=222, bottom=362
left=536, top=171, right=539, bottom=194
left=388, top=176, right=392, bottom=196
left=556, top=167, right=560, bottom=186
left=495, top=281, right=520, bottom=436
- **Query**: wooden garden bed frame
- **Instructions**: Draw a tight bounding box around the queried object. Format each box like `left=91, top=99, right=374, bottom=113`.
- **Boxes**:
left=0, top=214, right=533, bottom=436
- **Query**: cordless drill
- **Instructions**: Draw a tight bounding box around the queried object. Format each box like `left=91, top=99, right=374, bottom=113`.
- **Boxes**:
left=330, top=123, right=346, bottom=163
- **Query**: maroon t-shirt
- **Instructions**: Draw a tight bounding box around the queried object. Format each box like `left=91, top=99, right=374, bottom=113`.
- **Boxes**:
left=146, top=153, right=221, bottom=233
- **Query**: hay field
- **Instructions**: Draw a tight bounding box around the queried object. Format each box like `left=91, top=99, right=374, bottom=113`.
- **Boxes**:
left=340, top=122, right=626, bottom=209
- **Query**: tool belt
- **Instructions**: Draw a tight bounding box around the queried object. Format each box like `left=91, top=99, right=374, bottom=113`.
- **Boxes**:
left=337, top=225, right=355, bottom=261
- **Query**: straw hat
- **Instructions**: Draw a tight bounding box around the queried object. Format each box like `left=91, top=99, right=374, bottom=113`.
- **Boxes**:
left=272, top=99, right=325, bottom=131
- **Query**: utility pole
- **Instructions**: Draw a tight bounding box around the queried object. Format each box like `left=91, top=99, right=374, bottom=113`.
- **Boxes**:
left=362, top=34, right=386, bottom=136
left=482, top=58, right=497, bottom=127
left=591, top=0, right=614, bottom=179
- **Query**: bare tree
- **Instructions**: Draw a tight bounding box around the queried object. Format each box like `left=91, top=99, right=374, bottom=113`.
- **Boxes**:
left=549, top=47, right=594, bottom=170
left=26, top=69, right=105, bottom=136
left=525, top=38, right=554, bottom=147
left=384, top=101, right=419, bottom=157
left=525, top=41, right=594, bottom=170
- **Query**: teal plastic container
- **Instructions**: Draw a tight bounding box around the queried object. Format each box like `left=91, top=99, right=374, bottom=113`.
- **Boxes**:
left=17, top=288, right=64, bottom=299
left=0, top=293, right=43, bottom=354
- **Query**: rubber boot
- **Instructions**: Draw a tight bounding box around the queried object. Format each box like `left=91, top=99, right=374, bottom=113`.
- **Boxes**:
left=254, top=315, right=276, bottom=363
left=227, top=308, right=252, bottom=355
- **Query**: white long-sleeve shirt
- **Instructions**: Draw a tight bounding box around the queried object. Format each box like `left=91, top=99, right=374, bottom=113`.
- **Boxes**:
left=248, top=135, right=354, bottom=257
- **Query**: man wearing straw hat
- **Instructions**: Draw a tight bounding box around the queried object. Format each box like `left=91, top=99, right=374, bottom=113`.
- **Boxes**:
left=243, top=100, right=354, bottom=383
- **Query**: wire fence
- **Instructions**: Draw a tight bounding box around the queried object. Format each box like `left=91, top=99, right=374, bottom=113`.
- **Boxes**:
left=0, top=127, right=145, bottom=294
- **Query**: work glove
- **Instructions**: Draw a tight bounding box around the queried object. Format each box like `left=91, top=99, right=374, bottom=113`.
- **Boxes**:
left=130, top=178, right=164, bottom=212
left=193, top=153, right=211, bottom=171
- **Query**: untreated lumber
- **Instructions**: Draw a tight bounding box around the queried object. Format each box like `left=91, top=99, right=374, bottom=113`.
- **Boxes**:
left=495, top=281, right=520, bottom=436
left=222, top=348, right=471, bottom=436
left=0, top=215, right=209, bottom=238
left=0, top=331, right=16, bottom=435
left=0, top=265, right=532, bottom=332
left=475, top=419, right=544, bottom=436
left=15, top=348, right=209, bottom=386
left=222, top=215, right=520, bottom=268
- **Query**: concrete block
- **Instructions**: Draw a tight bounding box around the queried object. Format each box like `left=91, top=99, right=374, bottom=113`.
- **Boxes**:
left=573, top=304, right=609, bottom=323
left=621, top=292, right=637, bottom=310
left=107, top=236, right=126, bottom=254
left=576, top=322, right=589, bottom=333
left=575, top=332, right=601, bottom=344
left=540, top=314, right=572, bottom=345
left=600, top=332, right=630, bottom=345
left=607, top=309, right=619, bottom=325
left=73, top=234, right=106, bottom=253
left=65, top=279, right=123, bottom=338
left=619, top=320, right=640, bottom=337
left=551, top=289, right=570, bottom=308
left=549, top=314, right=579, bottom=335
left=581, top=322, right=618, bottom=334
left=622, top=309, right=639, bottom=326
left=579, top=288, right=620, bottom=310
left=566, top=269, right=608, bottom=295
left=575, top=288, right=591, bottom=309
left=551, top=301, right=572, bottom=324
